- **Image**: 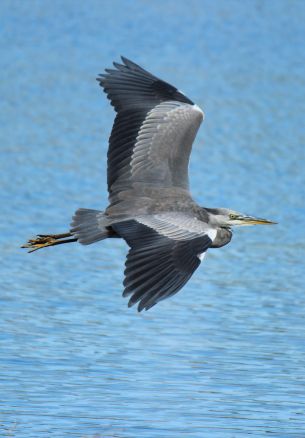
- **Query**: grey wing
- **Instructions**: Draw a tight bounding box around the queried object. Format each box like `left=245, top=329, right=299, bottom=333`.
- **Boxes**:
left=112, top=214, right=216, bottom=311
left=97, top=57, right=204, bottom=206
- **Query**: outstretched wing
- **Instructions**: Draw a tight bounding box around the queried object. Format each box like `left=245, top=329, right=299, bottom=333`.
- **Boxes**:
left=112, top=214, right=216, bottom=311
left=97, top=57, right=204, bottom=206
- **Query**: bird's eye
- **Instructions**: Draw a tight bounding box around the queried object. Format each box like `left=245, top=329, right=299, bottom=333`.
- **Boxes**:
left=229, top=214, right=237, bottom=220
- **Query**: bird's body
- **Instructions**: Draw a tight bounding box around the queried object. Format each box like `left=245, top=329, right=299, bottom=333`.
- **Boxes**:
left=23, top=57, right=275, bottom=311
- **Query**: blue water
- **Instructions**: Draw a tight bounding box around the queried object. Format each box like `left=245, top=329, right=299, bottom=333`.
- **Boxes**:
left=1, top=0, right=305, bottom=436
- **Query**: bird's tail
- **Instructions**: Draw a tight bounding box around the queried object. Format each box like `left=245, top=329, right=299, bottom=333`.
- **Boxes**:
left=70, top=208, right=116, bottom=245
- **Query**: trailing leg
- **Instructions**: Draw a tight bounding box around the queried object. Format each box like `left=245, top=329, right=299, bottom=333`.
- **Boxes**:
left=22, top=208, right=117, bottom=253
left=21, top=232, right=77, bottom=253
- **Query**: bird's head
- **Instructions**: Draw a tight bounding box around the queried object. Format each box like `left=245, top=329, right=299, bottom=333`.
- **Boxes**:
left=206, top=208, right=277, bottom=228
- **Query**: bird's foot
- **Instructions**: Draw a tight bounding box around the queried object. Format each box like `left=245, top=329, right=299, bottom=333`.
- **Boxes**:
left=21, top=233, right=75, bottom=253
left=21, top=235, right=58, bottom=252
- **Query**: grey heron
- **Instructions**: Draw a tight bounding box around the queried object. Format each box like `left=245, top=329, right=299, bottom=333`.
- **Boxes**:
left=22, top=57, right=276, bottom=311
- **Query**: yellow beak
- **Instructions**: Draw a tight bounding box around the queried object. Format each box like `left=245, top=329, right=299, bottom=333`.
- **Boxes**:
left=239, top=216, right=277, bottom=225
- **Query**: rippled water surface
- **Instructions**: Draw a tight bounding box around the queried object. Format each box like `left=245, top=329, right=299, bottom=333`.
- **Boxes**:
left=1, top=1, right=305, bottom=436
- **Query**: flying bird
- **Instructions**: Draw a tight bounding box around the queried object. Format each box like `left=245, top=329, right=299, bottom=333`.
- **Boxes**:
left=22, top=57, right=276, bottom=311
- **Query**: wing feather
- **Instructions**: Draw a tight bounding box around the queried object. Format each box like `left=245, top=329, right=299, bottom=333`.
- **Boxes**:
left=98, top=56, right=194, bottom=112
left=97, top=57, right=204, bottom=209
left=112, top=214, right=215, bottom=311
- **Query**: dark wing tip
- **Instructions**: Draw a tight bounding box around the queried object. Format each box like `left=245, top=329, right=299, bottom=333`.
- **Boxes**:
left=127, top=295, right=154, bottom=312
left=96, top=73, right=106, bottom=86
left=97, top=56, right=195, bottom=110
left=97, top=56, right=145, bottom=83
left=121, top=56, right=141, bottom=70
left=137, top=300, right=157, bottom=312
left=113, top=60, right=127, bottom=71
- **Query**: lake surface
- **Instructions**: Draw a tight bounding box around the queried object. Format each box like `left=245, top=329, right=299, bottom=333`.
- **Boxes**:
left=1, top=1, right=305, bottom=436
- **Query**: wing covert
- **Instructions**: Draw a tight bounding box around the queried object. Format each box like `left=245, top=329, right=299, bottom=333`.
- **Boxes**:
left=108, top=102, right=204, bottom=203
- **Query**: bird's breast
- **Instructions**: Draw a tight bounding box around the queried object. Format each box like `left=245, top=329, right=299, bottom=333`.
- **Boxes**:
left=210, top=228, right=232, bottom=248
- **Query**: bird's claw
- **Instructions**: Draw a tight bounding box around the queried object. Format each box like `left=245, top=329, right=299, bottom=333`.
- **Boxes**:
left=21, top=235, right=57, bottom=253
